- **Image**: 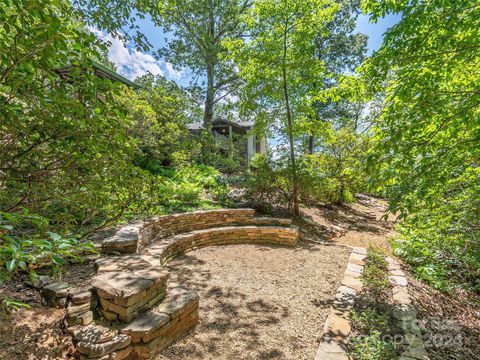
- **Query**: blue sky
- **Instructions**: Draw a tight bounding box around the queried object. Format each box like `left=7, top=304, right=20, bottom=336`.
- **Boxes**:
left=102, top=11, right=401, bottom=85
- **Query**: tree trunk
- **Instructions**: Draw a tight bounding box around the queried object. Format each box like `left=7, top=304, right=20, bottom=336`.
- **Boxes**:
left=203, top=0, right=215, bottom=128
left=282, top=24, right=299, bottom=217
left=204, top=63, right=215, bottom=127
left=308, top=135, right=314, bottom=154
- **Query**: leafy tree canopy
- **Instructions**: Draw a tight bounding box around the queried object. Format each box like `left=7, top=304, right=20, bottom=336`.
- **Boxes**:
left=362, top=0, right=480, bottom=290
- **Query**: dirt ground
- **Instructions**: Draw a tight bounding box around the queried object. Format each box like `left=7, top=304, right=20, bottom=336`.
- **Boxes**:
left=0, top=262, right=96, bottom=360
left=299, top=195, right=397, bottom=253
left=158, top=243, right=350, bottom=360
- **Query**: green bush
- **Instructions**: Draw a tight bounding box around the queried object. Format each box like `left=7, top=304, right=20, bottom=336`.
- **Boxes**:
left=299, top=129, right=368, bottom=205
left=349, top=248, right=399, bottom=360
left=0, top=212, right=96, bottom=281
left=349, top=330, right=397, bottom=360
left=149, top=164, right=231, bottom=213
left=390, top=167, right=480, bottom=292
left=350, top=308, right=392, bottom=335
left=244, top=128, right=369, bottom=211
left=361, top=247, right=391, bottom=301
left=245, top=153, right=293, bottom=211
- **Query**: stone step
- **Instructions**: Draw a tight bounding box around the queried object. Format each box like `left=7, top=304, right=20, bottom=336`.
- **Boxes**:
left=71, top=324, right=132, bottom=360
left=121, top=285, right=199, bottom=359
left=142, top=225, right=300, bottom=266
left=91, top=268, right=169, bottom=322
left=102, top=222, right=144, bottom=254
left=94, top=255, right=156, bottom=274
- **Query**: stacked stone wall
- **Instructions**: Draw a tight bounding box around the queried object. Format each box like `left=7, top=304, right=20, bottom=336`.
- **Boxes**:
left=138, top=208, right=256, bottom=250
left=142, top=225, right=299, bottom=266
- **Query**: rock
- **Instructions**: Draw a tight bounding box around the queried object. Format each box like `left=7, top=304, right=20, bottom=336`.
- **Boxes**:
left=329, top=225, right=347, bottom=237
left=102, top=222, right=143, bottom=254
left=65, top=311, right=93, bottom=326
left=393, top=305, right=417, bottom=321
left=154, top=286, right=199, bottom=319
left=346, top=263, right=363, bottom=274
left=404, top=345, right=428, bottom=359
left=99, top=346, right=132, bottom=360
left=345, top=268, right=362, bottom=279
left=29, top=275, right=52, bottom=289
left=76, top=334, right=131, bottom=358
left=92, top=270, right=169, bottom=306
left=122, top=312, right=170, bottom=342
left=349, top=252, right=366, bottom=262
left=389, top=275, right=408, bottom=286
left=323, top=312, right=351, bottom=338
left=74, top=325, right=117, bottom=344
left=130, top=305, right=199, bottom=357
left=68, top=287, right=92, bottom=305
left=94, top=256, right=153, bottom=274
left=390, top=269, right=406, bottom=277
left=315, top=338, right=348, bottom=360
left=41, top=282, right=72, bottom=307
left=67, top=302, right=91, bottom=317
left=64, top=324, right=83, bottom=336
left=392, top=286, right=411, bottom=305
left=341, top=274, right=362, bottom=291
left=100, top=309, right=119, bottom=322
left=334, top=285, right=356, bottom=308
left=93, top=269, right=168, bottom=322
left=386, top=256, right=401, bottom=270
left=352, top=247, right=367, bottom=255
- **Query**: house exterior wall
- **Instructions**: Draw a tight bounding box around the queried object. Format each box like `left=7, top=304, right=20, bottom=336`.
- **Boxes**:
left=247, top=133, right=267, bottom=163
left=247, top=135, right=256, bottom=162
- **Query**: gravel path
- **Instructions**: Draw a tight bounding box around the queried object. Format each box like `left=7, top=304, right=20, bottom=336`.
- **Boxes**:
left=157, top=243, right=350, bottom=360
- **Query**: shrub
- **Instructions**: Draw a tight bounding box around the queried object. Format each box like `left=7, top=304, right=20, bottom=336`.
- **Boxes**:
left=149, top=164, right=231, bottom=213
left=245, top=153, right=293, bottom=211
left=349, top=330, right=397, bottom=360
left=0, top=212, right=96, bottom=281
left=361, top=247, right=391, bottom=302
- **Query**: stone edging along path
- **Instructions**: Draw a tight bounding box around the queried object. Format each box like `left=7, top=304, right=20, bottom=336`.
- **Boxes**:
left=39, top=208, right=300, bottom=359
left=315, top=246, right=366, bottom=360
left=314, top=247, right=428, bottom=360
left=387, top=257, right=428, bottom=360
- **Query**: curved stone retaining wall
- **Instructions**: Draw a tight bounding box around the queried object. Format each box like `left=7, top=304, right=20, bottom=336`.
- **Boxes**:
left=102, top=209, right=295, bottom=255
left=138, top=208, right=256, bottom=251
left=143, top=225, right=299, bottom=266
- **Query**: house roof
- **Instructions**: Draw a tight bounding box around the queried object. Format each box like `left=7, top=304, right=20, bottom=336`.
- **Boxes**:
left=91, top=61, right=140, bottom=89
left=54, top=60, right=140, bottom=89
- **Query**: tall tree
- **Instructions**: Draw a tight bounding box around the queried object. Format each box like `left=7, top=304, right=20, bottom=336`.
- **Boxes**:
left=74, top=0, right=251, bottom=127
left=228, top=0, right=337, bottom=216
left=307, top=0, right=367, bottom=153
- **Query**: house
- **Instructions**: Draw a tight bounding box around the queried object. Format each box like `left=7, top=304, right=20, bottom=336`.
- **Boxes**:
left=54, top=60, right=140, bottom=89
left=187, top=119, right=267, bottom=162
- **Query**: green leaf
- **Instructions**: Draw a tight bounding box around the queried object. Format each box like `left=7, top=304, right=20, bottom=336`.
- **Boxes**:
left=6, top=259, right=16, bottom=272
left=52, top=255, right=65, bottom=265
left=48, top=232, right=62, bottom=242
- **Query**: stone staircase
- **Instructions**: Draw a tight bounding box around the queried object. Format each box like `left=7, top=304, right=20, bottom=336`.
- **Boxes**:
left=63, top=208, right=298, bottom=359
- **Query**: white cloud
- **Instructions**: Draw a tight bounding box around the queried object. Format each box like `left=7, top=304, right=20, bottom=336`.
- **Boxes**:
left=105, top=34, right=163, bottom=80
left=164, top=62, right=183, bottom=79
left=90, top=28, right=183, bottom=81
